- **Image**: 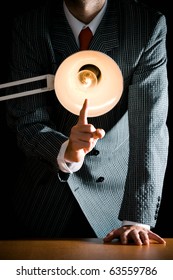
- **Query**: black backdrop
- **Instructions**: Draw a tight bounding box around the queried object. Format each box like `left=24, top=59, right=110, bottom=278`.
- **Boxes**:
left=0, top=1, right=172, bottom=239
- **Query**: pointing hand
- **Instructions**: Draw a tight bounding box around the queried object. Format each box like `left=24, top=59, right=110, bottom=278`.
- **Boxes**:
left=65, top=99, right=105, bottom=162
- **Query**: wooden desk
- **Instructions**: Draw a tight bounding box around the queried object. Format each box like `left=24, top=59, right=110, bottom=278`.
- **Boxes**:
left=0, top=238, right=173, bottom=260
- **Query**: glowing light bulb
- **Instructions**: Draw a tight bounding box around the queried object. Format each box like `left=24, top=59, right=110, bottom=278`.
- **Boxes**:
left=77, top=70, right=97, bottom=89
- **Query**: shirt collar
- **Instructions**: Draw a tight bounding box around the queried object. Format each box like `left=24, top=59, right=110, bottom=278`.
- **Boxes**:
left=63, top=0, right=108, bottom=46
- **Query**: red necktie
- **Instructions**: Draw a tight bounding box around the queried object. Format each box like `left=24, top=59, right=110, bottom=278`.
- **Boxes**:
left=79, top=27, right=93, bottom=50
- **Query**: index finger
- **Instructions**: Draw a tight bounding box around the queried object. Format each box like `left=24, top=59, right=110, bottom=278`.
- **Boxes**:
left=78, top=99, right=88, bottom=125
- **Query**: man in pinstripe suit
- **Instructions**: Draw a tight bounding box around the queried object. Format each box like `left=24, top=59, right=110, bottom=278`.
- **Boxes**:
left=6, top=0, right=169, bottom=245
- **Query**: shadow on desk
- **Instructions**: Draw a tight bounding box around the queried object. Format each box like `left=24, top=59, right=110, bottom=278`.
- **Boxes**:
left=0, top=238, right=173, bottom=260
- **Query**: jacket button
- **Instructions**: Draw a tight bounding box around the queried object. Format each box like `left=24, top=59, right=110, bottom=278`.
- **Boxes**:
left=156, top=203, right=160, bottom=208
left=96, top=177, right=104, bottom=183
left=93, top=150, right=99, bottom=156
left=90, top=149, right=100, bottom=156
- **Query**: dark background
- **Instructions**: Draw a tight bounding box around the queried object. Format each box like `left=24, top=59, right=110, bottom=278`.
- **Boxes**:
left=0, top=0, right=172, bottom=239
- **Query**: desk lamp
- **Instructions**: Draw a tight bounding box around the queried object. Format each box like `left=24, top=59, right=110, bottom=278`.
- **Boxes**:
left=0, top=50, right=123, bottom=117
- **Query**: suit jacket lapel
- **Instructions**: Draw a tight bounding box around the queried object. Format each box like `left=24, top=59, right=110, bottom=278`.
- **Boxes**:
left=50, top=0, right=119, bottom=60
left=50, top=1, right=79, bottom=66
left=90, top=0, right=119, bottom=52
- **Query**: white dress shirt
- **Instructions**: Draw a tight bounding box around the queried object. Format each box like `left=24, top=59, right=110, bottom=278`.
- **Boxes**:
left=63, top=0, right=108, bottom=46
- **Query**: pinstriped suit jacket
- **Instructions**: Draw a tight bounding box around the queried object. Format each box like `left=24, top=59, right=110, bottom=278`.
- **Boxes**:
left=6, top=0, right=169, bottom=237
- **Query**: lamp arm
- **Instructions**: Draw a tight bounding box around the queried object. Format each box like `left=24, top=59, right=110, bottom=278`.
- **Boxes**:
left=0, top=74, right=54, bottom=101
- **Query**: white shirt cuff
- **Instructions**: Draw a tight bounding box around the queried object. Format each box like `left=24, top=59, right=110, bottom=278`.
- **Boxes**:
left=57, top=140, right=84, bottom=173
left=122, top=220, right=150, bottom=230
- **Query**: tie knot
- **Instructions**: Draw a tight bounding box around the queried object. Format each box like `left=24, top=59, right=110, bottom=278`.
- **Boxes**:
left=79, top=27, right=93, bottom=50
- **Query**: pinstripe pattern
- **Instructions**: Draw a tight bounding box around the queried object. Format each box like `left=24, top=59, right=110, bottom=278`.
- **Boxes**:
left=6, top=0, right=169, bottom=237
